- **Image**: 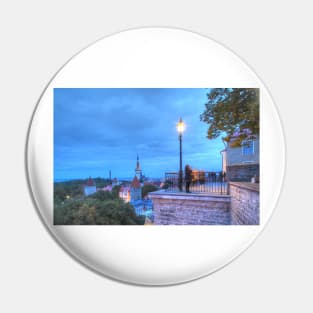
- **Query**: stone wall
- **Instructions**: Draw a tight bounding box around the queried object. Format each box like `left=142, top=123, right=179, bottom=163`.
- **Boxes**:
left=229, top=182, right=259, bottom=225
left=149, top=191, right=231, bottom=225
left=226, top=164, right=259, bottom=182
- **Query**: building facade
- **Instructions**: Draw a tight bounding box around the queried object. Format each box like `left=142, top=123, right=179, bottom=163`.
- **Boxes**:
left=112, top=178, right=119, bottom=186
left=84, top=177, right=97, bottom=196
left=118, top=155, right=143, bottom=203
left=130, top=175, right=142, bottom=201
left=119, top=186, right=131, bottom=202
left=222, top=136, right=259, bottom=182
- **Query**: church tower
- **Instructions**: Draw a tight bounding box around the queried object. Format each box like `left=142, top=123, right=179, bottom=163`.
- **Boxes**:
left=130, top=175, right=142, bottom=201
left=135, top=153, right=142, bottom=181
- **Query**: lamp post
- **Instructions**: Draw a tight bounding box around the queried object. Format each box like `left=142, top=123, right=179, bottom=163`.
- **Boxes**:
left=177, top=118, right=185, bottom=191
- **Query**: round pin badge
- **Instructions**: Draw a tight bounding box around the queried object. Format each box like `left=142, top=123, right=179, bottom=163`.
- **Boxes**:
left=26, top=27, right=285, bottom=285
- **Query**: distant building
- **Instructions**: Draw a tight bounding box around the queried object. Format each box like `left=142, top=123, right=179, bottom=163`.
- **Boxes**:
left=135, top=154, right=142, bottom=181
left=221, top=131, right=259, bottom=182
left=119, top=186, right=130, bottom=202
left=130, top=175, right=142, bottom=201
left=102, top=185, right=113, bottom=192
left=84, top=177, right=97, bottom=196
left=112, top=178, right=119, bottom=186
left=118, top=155, right=144, bottom=203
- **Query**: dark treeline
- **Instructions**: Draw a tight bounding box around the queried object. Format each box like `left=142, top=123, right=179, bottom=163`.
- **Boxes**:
left=54, top=178, right=113, bottom=202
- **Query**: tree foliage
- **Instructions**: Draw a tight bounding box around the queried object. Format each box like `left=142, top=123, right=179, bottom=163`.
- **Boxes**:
left=89, top=190, right=116, bottom=201
left=54, top=180, right=83, bottom=203
left=142, top=184, right=158, bottom=198
left=54, top=198, right=145, bottom=225
left=111, top=185, right=121, bottom=199
left=53, top=181, right=144, bottom=225
left=54, top=178, right=113, bottom=203
left=200, top=88, right=259, bottom=146
left=92, top=177, right=111, bottom=188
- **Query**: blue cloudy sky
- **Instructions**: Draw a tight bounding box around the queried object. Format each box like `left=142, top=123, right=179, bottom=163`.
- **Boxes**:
left=54, top=88, right=224, bottom=180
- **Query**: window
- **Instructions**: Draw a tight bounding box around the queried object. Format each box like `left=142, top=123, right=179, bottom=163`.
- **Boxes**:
left=242, top=140, right=254, bottom=155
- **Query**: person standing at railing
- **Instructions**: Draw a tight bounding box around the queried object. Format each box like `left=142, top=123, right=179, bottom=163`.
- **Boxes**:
left=185, top=164, right=192, bottom=193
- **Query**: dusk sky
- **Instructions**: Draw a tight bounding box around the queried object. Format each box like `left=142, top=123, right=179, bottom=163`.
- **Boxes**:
left=54, top=88, right=224, bottom=181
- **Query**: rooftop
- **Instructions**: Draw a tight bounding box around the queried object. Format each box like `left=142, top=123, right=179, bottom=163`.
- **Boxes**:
left=131, top=175, right=141, bottom=188
left=86, top=177, right=95, bottom=186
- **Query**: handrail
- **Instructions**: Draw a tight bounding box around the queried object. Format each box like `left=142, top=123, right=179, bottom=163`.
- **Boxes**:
left=163, top=170, right=228, bottom=194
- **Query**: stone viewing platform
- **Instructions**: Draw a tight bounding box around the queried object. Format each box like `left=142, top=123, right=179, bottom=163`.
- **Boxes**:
left=149, top=182, right=259, bottom=225
left=149, top=190, right=231, bottom=225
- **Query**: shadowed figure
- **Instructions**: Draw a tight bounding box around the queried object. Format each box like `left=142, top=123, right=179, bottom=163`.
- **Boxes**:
left=185, top=164, right=192, bottom=193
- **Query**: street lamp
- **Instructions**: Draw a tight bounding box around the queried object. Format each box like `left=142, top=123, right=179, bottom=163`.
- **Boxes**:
left=176, top=118, right=185, bottom=191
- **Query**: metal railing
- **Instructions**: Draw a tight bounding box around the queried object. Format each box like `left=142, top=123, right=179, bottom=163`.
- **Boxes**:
left=164, top=171, right=228, bottom=194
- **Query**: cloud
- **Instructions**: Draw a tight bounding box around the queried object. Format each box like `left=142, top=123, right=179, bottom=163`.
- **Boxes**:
left=54, top=88, right=223, bottom=179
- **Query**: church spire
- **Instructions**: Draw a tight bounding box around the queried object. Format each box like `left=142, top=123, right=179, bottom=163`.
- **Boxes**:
left=135, top=153, right=142, bottom=180
left=136, top=153, right=140, bottom=170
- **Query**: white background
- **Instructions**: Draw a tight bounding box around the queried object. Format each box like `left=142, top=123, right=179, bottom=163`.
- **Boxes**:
left=0, top=0, right=311, bottom=312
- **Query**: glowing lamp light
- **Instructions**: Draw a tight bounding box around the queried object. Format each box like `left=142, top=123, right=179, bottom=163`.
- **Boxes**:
left=177, top=118, right=185, bottom=133
left=176, top=117, right=185, bottom=191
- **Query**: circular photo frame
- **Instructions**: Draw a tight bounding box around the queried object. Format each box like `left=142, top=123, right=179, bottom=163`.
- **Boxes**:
left=26, top=28, right=285, bottom=285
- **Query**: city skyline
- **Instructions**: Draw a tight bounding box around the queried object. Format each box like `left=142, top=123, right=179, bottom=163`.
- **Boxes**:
left=54, top=88, right=224, bottom=181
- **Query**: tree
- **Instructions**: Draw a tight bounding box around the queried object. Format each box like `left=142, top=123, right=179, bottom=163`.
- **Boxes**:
left=89, top=190, right=113, bottom=201
left=142, top=184, right=158, bottom=198
left=111, top=185, right=121, bottom=199
left=200, top=88, right=259, bottom=147
left=54, top=180, right=83, bottom=201
left=54, top=198, right=145, bottom=225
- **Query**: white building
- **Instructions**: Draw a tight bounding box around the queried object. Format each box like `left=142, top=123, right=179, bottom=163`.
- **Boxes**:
left=84, top=177, right=97, bottom=196
left=221, top=131, right=259, bottom=182
left=112, top=177, right=119, bottom=186
left=119, top=186, right=130, bottom=202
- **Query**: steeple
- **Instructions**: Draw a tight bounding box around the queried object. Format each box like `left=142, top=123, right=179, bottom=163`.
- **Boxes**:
left=136, top=153, right=140, bottom=170
left=135, top=153, right=142, bottom=180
